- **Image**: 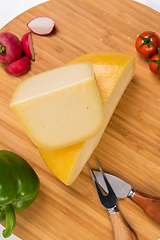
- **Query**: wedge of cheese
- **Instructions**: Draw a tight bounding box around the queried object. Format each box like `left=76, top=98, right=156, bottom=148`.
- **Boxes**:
left=10, top=62, right=105, bottom=150
left=38, top=52, right=135, bottom=185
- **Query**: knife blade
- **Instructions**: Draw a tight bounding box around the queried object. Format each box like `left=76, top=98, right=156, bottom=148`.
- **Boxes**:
left=94, top=171, right=160, bottom=223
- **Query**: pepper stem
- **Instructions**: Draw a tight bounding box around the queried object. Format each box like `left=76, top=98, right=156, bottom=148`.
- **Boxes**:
left=1, top=204, right=16, bottom=238
left=0, top=44, right=6, bottom=53
left=0, top=209, right=5, bottom=223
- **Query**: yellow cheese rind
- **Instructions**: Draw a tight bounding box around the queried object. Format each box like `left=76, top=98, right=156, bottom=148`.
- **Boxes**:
left=10, top=62, right=106, bottom=150
left=38, top=52, right=135, bottom=185
left=39, top=142, right=84, bottom=184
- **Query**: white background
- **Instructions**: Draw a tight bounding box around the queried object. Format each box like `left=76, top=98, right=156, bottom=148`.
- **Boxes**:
left=0, top=0, right=160, bottom=239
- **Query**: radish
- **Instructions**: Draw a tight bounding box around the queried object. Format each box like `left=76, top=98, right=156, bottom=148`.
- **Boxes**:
left=27, top=17, right=55, bottom=35
left=4, top=56, right=31, bottom=76
left=0, top=32, right=22, bottom=63
left=21, top=32, right=35, bottom=60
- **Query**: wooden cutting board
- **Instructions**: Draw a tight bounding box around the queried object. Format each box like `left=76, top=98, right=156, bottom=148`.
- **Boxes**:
left=1, top=0, right=160, bottom=239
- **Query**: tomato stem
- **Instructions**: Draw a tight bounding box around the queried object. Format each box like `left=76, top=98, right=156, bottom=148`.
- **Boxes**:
left=137, top=32, right=157, bottom=50
left=150, top=48, right=160, bottom=75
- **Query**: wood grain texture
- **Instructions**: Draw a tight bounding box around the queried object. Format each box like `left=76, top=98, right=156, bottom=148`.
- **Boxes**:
left=1, top=0, right=160, bottom=239
left=110, top=211, right=137, bottom=240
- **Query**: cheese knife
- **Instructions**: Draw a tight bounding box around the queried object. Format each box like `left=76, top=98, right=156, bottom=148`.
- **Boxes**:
left=94, top=171, right=160, bottom=223
left=88, top=161, right=137, bottom=240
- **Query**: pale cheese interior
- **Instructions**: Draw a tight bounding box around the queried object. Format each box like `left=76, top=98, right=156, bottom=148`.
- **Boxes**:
left=10, top=62, right=105, bottom=150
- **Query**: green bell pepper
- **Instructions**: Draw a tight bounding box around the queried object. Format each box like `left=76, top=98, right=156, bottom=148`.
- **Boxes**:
left=0, top=150, right=40, bottom=238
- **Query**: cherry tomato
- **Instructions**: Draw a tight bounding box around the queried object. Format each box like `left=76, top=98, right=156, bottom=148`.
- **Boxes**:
left=149, top=48, right=160, bottom=76
left=135, top=31, right=160, bottom=57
